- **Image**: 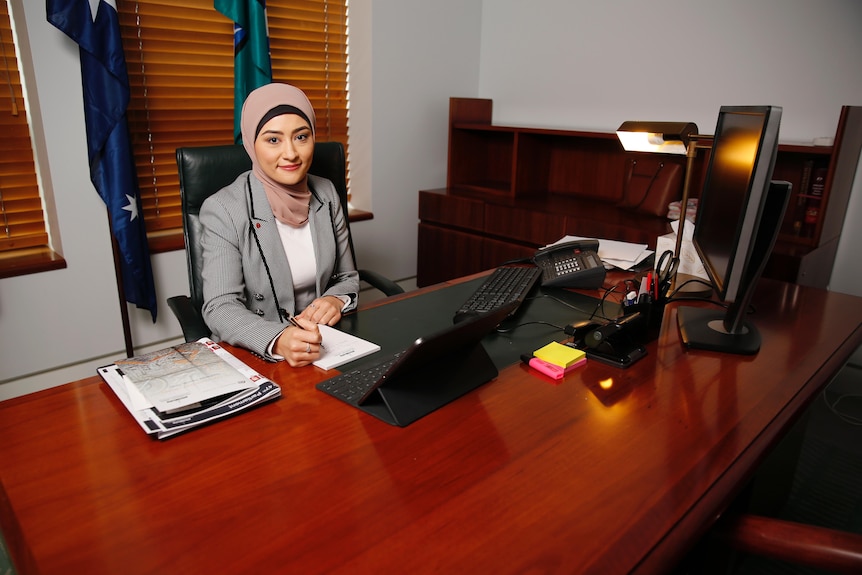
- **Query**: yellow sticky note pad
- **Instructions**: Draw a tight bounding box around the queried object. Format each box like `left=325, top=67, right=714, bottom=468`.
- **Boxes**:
left=533, top=341, right=586, bottom=368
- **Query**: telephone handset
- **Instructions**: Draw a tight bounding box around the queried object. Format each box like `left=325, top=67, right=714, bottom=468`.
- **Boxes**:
left=533, top=239, right=607, bottom=289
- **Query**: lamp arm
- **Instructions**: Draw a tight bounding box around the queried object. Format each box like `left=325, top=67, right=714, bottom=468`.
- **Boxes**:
left=673, top=139, right=699, bottom=262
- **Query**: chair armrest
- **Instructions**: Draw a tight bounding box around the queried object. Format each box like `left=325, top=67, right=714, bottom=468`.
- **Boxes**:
left=716, top=514, right=862, bottom=574
left=166, top=295, right=211, bottom=342
left=358, top=269, right=404, bottom=297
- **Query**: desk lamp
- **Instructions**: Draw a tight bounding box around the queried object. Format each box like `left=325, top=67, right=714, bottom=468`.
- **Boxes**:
left=616, top=121, right=711, bottom=293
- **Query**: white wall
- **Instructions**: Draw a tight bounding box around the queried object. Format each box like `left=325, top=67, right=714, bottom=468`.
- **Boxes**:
left=2, top=0, right=860, bottom=400
left=348, top=0, right=483, bottom=280
left=477, top=0, right=862, bottom=143
left=476, top=0, right=862, bottom=298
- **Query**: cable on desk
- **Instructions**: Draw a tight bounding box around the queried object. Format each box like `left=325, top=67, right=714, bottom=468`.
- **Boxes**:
left=529, top=293, right=616, bottom=323
left=494, top=320, right=566, bottom=335
left=593, top=283, right=622, bottom=320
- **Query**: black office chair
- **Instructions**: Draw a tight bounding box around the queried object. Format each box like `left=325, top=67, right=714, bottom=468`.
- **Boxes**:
left=167, top=141, right=404, bottom=343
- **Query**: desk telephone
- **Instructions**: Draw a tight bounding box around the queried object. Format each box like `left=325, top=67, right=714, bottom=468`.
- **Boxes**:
left=533, top=239, right=607, bottom=289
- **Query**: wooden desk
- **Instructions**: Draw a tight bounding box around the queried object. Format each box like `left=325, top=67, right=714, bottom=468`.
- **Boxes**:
left=2, top=277, right=862, bottom=574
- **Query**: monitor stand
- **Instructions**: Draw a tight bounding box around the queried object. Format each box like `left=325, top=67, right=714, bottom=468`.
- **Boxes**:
left=677, top=307, right=761, bottom=355
left=677, top=181, right=791, bottom=355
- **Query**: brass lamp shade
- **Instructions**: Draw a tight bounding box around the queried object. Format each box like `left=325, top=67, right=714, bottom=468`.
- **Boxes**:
left=616, top=121, right=698, bottom=155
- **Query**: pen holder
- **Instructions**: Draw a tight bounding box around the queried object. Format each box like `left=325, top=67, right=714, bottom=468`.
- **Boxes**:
left=622, top=297, right=665, bottom=343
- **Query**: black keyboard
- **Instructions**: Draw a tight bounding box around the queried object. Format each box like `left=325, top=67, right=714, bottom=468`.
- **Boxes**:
left=453, top=265, right=541, bottom=323
left=316, top=351, right=404, bottom=405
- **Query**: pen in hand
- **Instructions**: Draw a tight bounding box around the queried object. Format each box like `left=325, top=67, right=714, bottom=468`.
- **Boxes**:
left=287, top=315, right=325, bottom=349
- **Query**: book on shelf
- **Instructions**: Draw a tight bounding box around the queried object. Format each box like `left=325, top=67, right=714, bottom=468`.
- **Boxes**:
left=802, top=165, right=827, bottom=237
left=789, top=159, right=814, bottom=236
left=98, top=338, right=281, bottom=440
left=786, top=160, right=827, bottom=239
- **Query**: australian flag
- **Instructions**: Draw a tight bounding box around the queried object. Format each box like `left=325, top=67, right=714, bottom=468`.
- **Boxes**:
left=47, top=0, right=157, bottom=321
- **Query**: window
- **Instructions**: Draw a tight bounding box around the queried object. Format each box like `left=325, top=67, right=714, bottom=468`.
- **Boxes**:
left=118, top=0, right=349, bottom=248
left=0, top=0, right=56, bottom=274
left=269, top=1, right=349, bottom=145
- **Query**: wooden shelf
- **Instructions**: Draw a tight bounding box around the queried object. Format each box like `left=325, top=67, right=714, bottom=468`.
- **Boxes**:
left=420, top=98, right=862, bottom=288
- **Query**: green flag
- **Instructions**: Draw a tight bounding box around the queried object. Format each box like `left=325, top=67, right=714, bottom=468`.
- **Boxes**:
left=215, top=0, right=272, bottom=143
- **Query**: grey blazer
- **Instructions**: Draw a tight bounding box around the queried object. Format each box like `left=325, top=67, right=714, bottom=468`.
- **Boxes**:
left=199, top=171, right=360, bottom=359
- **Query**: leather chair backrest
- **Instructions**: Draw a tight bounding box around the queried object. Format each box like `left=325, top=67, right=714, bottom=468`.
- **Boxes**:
left=175, top=141, right=350, bottom=316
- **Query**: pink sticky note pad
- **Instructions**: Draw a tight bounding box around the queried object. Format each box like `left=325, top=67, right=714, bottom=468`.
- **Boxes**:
left=529, top=356, right=586, bottom=381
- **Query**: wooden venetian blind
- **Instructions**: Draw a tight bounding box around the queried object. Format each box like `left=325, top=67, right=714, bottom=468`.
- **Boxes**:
left=268, top=1, right=349, bottom=144
left=0, top=0, right=48, bottom=253
left=118, top=0, right=349, bottom=234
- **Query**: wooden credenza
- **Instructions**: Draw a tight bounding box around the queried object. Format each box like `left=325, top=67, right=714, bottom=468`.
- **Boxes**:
left=417, top=98, right=862, bottom=288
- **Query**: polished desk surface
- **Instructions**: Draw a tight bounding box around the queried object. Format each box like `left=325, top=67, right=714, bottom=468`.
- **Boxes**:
left=2, top=275, right=862, bottom=575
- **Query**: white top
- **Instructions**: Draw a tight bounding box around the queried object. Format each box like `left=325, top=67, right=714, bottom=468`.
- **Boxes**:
left=267, top=219, right=347, bottom=360
left=276, top=219, right=317, bottom=310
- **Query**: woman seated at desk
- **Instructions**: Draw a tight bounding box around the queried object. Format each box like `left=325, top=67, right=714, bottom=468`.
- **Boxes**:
left=200, top=83, right=359, bottom=367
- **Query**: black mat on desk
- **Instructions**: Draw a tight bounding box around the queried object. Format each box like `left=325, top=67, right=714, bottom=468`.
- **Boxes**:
left=338, top=277, right=619, bottom=372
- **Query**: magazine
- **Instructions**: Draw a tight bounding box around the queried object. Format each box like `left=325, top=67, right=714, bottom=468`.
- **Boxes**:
left=98, top=339, right=280, bottom=439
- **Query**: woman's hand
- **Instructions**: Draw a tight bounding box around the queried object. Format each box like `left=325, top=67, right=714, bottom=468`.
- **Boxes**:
left=274, top=317, right=322, bottom=367
left=297, top=295, right=343, bottom=326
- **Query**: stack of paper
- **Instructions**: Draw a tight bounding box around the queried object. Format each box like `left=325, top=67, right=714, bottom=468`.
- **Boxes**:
left=98, top=339, right=280, bottom=439
left=544, top=235, right=653, bottom=271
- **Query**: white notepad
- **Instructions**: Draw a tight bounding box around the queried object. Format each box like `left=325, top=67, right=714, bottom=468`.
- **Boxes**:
left=313, top=325, right=381, bottom=370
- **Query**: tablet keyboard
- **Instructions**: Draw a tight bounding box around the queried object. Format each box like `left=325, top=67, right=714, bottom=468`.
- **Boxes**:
left=316, top=351, right=404, bottom=405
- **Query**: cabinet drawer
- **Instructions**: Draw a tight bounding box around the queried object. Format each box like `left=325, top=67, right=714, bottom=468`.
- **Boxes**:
left=484, top=204, right=566, bottom=245
left=482, top=237, right=536, bottom=269
left=419, top=191, right=484, bottom=229
left=417, top=223, right=484, bottom=287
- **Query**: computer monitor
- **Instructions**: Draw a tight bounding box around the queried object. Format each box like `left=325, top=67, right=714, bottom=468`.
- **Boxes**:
left=676, top=105, right=790, bottom=355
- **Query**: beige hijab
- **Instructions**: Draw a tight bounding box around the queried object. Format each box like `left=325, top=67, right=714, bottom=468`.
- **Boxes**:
left=241, top=83, right=316, bottom=226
